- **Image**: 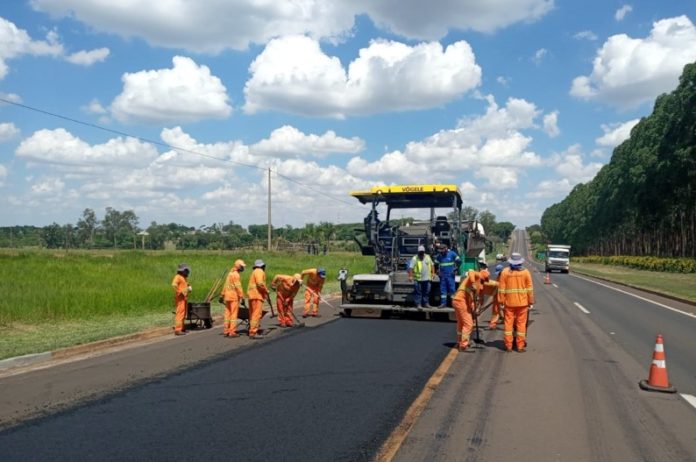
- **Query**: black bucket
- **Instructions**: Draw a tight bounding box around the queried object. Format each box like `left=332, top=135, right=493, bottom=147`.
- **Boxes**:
left=187, top=302, right=213, bottom=328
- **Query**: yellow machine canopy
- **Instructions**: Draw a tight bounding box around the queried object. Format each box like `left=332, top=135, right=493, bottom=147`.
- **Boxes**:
left=350, top=184, right=462, bottom=209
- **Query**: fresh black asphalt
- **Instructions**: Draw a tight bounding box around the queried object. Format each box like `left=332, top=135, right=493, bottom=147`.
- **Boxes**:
left=0, top=317, right=453, bottom=461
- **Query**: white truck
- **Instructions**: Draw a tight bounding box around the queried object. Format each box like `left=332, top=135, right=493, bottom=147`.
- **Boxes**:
left=545, top=244, right=571, bottom=273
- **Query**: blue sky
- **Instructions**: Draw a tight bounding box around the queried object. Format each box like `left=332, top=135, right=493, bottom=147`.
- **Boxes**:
left=0, top=0, right=694, bottom=230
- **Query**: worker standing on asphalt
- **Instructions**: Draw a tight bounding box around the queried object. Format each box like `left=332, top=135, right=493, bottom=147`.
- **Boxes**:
left=171, top=264, right=192, bottom=336
left=452, top=269, right=479, bottom=351
left=221, top=259, right=246, bottom=337
left=435, top=244, right=461, bottom=307
left=488, top=264, right=504, bottom=330
left=301, top=267, right=326, bottom=317
left=271, top=273, right=302, bottom=327
left=247, top=260, right=269, bottom=339
left=408, top=245, right=435, bottom=308
left=497, top=253, right=535, bottom=352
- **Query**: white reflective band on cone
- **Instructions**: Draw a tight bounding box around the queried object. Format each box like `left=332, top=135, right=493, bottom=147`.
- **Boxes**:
left=654, top=344, right=664, bottom=352
left=652, top=360, right=666, bottom=368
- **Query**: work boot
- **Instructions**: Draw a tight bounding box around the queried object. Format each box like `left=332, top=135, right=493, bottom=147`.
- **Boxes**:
left=302, top=314, right=308, bottom=318
left=175, top=331, right=187, bottom=336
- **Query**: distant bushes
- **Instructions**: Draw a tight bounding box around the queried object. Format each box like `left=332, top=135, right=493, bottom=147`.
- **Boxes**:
left=575, top=256, right=696, bottom=273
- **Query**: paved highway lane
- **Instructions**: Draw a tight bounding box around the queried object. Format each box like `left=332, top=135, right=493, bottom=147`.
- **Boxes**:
left=0, top=318, right=454, bottom=461
left=541, top=270, right=696, bottom=395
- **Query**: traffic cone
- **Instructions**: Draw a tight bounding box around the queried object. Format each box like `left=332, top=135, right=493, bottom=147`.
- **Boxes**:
left=639, top=334, right=676, bottom=393
left=544, top=273, right=551, bottom=284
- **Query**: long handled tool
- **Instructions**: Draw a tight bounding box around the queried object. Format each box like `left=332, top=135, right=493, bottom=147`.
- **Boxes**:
left=266, top=296, right=277, bottom=318
left=204, top=269, right=228, bottom=303
left=305, top=286, right=338, bottom=311
left=472, top=295, right=485, bottom=345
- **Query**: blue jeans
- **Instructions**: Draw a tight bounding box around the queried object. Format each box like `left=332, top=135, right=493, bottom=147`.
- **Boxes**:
left=439, top=273, right=456, bottom=305
left=413, top=281, right=431, bottom=307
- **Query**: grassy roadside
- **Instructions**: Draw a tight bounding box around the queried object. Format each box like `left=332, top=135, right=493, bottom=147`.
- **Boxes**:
left=571, top=263, right=696, bottom=304
left=1, top=249, right=373, bottom=360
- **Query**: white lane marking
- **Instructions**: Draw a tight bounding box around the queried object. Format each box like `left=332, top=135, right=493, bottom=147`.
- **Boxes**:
left=574, top=302, right=590, bottom=314
left=552, top=283, right=558, bottom=288
left=680, top=394, right=696, bottom=410
left=571, top=274, right=696, bottom=319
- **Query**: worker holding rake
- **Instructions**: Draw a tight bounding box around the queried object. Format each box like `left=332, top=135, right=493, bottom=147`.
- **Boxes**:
left=247, top=260, right=270, bottom=339
left=452, top=269, right=479, bottom=351
left=171, top=263, right=192, bottom=336
left=301, top=267, right=326, bottom=317
left=271, top=273, right=302, bottom=327
left=221, top=259, right=246, bottom=337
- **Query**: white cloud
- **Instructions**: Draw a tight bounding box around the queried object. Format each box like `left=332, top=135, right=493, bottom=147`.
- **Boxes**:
left=0, top=17, right=63, bottom=79
left=251, top=125, right=364, bottom=158
left=526, top=178, right=573, bottom=199
left=110, top=56, right=232, bottom=123
left=532, top=48, right=548, bottom=64
left=570, top=16, right=696, bottom=109
left=65, top=47, right=109, bottom=65
left=346, top=95, right=543, bottom=183
left=0, top=164, right=7, bottom=187
left=0, top=122, right=19, bottom=142
left=82, top=98, right=107, bottom=115
left=552, top=144, right=604, bottom=185
left=0, top=92, right=22, bottom=104
left=496, top=76, right=510, bottom=86
left=615, top=5, right=633, bottom=21
left=595, top=118, right=640, bottom=147
left=574, top=30, right=598, bottom=41
left=30, top=176, right=65, bottom=196
left=244, top=36, right=481, bottom=117
left=16, top=128, right=159, bottom=168
left=360, top=0, right=554, bottom=38
left=543, top=111, right=560, bottom=137
left=31, top=0, right=553, bottom=52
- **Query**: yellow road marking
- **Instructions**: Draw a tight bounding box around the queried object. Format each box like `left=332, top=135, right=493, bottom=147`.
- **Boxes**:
left=373, top=347, right=459, bottom=462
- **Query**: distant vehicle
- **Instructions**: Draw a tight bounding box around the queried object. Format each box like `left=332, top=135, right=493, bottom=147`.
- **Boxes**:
left=340, top=184, right=489, bottom=319
left=496, top=253, right=507, bottom=261
left=545, top=244, right=571, bottom=273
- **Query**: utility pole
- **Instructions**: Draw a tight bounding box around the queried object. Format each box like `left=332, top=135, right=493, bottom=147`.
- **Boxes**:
left=267, top=168, right=272, bottom=251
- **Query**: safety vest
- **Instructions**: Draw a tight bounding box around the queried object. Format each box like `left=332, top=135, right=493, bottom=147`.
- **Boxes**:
left=272, top=275, right=301, bottom=298
left=497, top=267, right=534, bottom=307
left=247, top=268, right=268, bottom=300
left=410, top=255, right=434, bottom=281
left=223, top=269, right=244, bottom=302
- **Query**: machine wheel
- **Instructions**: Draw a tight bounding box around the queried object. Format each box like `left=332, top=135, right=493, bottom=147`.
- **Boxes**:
left=204, top=319, right=213, bottom=329
left=343, top=309, right=352, bottom=318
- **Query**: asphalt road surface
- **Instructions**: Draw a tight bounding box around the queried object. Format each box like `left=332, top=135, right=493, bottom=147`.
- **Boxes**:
left=2, top=230, right=695, bottom=461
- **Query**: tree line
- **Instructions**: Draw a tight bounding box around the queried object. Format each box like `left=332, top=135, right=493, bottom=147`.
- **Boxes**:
left=540, top=61, right=696, bottom=258
left=0, top=206, right=514, bottom=251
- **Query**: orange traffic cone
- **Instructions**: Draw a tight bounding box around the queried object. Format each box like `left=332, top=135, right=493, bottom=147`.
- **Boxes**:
left=544, top=273, right=551, bottom=284
left=639, top=334, right=676, bottom=393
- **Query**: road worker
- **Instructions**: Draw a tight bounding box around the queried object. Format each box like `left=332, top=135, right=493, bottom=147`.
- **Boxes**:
left=271, top=273, right=302, bottom=327
left=221, top=259, right=246, bottom=337
left=171, top=263, right=192, bottom=336
left=488, top=264, right=504, bottom=329
left=301, top=267, right=326, bottom=317
left=247, top=259, right=269, bottom=338
left=497, top=253, right=535, bottom=352
left=435, top=244, right=461, bottom=307
left=408, top=245, right=435, bottom=308
left=452, top=269, right=479, bottom=351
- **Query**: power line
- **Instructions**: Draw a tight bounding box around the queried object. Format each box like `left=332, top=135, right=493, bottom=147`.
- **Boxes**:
left=1, top=97, right=363, bottom=210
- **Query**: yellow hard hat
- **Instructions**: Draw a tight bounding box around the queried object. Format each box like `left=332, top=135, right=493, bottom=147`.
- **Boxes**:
left=293, top=273, right=302, bottom=284
left=234, top=259, right=246, bottom=270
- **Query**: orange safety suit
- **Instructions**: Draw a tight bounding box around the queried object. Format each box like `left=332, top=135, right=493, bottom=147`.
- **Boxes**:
left=271, top=274, right=302, bottom=327
left=171, top=273, right=189, bottom=334
left=484, top=280, right=502, bottom=329
left=302, top=268, right=325, bottom=316
left=497, top=266, right=535, bottom=351
left=452, top=270, right=479, bottom=351
left=222, top=263, right=245, bottom=336
left=247, top=267, right=269, bottom=337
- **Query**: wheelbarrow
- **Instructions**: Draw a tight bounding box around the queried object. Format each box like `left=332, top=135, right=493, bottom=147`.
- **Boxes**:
left=186, top=301, right=214, bottom=329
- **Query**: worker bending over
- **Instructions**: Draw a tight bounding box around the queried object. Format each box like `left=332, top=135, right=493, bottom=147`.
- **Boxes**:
left=247, top=259, right=269, bottom=339
left=497, top=253, right=534, bottom=352
left=452, top=269, right=479, bottom=351
left=171, top=263, right=192, bottom=336
left=301, top=267, right=326, bottom=317
left=271, top=273, right=302, bottom=327
left=221, top=259, right=246, bottom=337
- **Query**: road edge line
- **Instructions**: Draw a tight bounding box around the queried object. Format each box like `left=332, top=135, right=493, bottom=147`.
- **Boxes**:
left=571, top=274, right=696, bottom=319
left=373, top=347, right=459, bottom=462
left=680, top=394, right=696, bottom=410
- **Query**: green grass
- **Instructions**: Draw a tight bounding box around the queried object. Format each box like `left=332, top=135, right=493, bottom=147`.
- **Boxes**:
left=572, top=263, right=696, bottom=303
left=1, top=249, right=373, bottom=359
